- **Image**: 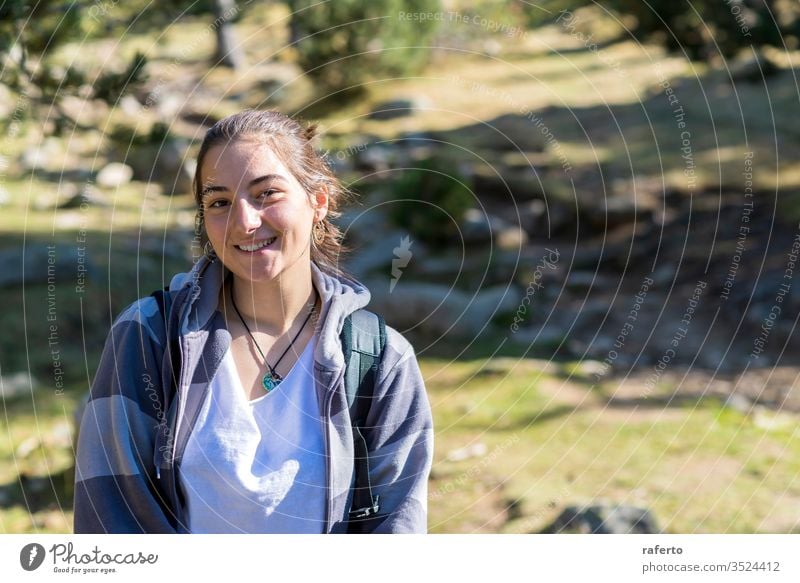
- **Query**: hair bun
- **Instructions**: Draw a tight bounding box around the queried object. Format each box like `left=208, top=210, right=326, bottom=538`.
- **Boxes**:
left=303, top=123, right=318, bottom=142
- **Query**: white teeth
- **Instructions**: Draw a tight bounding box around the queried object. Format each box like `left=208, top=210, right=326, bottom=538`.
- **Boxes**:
left=238, top=237, right=276, bottom=252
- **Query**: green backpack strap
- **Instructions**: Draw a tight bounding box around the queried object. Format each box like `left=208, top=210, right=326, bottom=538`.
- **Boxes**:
left=341, top=309, right=386, bottom=524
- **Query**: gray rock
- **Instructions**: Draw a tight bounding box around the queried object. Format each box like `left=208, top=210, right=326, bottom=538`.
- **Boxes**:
left=20, top=139, right=61, bottom=171
left=397, top=131, right=439, bottom=161
left=461, top=209, right=528, bottom=249
left=153, top=93, right=184, bottom=119
left=96, top=162, right=133, bottom=188
left=462, top=208, right=503, bottom=244
left=724, top=392, right=753, bottom=415
left=482, top=39, right=502, bottom=57
left=398, top=131, right=437, bottom=146
left=154, top=139, right=189, bottom=178
left=566, top=271, right=614, bottom=291
left=364, top=279, right=520, bottom=337
left=584, top=195, right=652, bottom=230
left=118, top=94, right=143, bottom=116
left=58, top=183, right=108, bottom=209
left=16, top=436, right=40, bottom=458
left=446, top=442, right=488, bottom=462
left=0, top=372, right=33, bottom=398
left=651, top=263, right=678, bottom=286
left=0, top=243, right=94, bottom=288
left=575, top=359, right=608, bottom=378
left=510, top=324, right=566, bottom=348
left=730, top=51, right=780, bottom=83
left=497, top=225, right=528, bottom=250
left=570, top=245, right=604, bottom=270
left=541, top=503, right=660, bottom=534
left=124, top=139, right=193, bottom=195
left=354, top=144, right=393, bottom=172
left=368, top=98, right=429, bottom=120
left=520, top=198, right=576, bottom=236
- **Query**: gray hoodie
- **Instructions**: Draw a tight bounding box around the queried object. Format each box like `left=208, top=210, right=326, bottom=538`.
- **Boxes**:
left=74, top=255, right=433, bottom=533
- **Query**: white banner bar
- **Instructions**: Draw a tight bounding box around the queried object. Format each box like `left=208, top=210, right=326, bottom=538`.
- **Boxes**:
left=1, top=535, right=797, bottom=582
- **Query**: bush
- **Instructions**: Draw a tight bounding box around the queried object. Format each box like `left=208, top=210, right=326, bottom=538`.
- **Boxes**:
left=286, top=0, right=441, bottom=93
left=604, top=0, right=796, bottom=60
left=386, top=157, right=474, bottom=247
left=528, top=0, right=798, bottom=61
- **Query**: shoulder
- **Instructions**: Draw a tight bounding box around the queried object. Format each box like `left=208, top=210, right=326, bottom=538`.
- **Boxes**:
left=381, top=324, right=415, bottom=367
left=376, top=322, right=425, bottom=388
left=109, top=294, right=167, bottom=349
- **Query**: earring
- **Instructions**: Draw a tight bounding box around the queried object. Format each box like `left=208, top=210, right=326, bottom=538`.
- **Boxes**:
left=203, top=240, right=217, bottom=259
left=312, top=222, right=325, bottom=246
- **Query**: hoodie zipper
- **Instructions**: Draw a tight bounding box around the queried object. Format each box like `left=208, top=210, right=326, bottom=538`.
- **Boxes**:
left=155, top=284, right=190, bottom=479
left=153, top=282, right=194, bottom=531
left=323, top=367, right=345, bottom=533
left=165, top=283, right=198, bottom=528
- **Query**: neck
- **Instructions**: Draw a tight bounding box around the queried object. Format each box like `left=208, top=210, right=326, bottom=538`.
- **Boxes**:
left=227, top=265, right=317, bottom=336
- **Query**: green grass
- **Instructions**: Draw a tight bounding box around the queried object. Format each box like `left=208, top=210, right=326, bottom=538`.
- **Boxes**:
left=2, top=1, right=800, bottom=533
left=426, top=360, right=800, bottom=533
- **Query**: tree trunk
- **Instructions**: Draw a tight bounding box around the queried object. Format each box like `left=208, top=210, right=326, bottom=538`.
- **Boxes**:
left=213, top=0, right=246, bottom=70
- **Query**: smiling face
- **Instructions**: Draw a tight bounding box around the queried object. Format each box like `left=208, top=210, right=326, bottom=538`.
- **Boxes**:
left=199, top=138, right=329, bottom=284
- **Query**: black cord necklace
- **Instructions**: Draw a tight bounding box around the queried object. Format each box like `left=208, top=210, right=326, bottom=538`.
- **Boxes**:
left=229, top=281, right=316, bottom=393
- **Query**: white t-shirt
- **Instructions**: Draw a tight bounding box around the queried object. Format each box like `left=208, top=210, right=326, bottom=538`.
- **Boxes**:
left=179, top=335, right=327, bottom=533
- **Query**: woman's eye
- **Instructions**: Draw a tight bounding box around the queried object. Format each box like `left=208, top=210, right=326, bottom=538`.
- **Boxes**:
left=259, top=188, right=278, bottom=198
left=206, top=199, right=229, bottom=209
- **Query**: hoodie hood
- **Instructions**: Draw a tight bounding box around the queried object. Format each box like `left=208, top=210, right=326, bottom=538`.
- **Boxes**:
left=168, top=255, right=372, bottom=373
left=74, top=254, right=432, bottom=534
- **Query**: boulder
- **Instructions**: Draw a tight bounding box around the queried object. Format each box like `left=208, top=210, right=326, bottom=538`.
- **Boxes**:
left=0, top=372, right=33, bottom=399
left=541, top=503, right=660, bottom=534
left=119, top=94, right=143, bottom=116
left=730, top=51, right=780, bottom=83
left=20, top=138, right=62, bottom=172
left=368, top=97, right=430, bottom=120
left=354, top=144, right=393, bottom=172
left=520, top=198, right=577, bottom=237
left=462, top=208, right=503, bottom=244
left=95, top=162, right=133, bottom=188
left=124, top=139, right=193, bottom=195
left=0, top=243, right=94, bottom=288
left=364, top=279, right=520, bottom=337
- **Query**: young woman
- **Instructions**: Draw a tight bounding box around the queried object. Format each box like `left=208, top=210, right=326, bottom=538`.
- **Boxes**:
left=74, top=110, right=433, bottom=533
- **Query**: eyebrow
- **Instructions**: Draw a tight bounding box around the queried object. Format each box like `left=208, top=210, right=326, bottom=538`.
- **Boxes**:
left=201, top=174, right=287, bottom=196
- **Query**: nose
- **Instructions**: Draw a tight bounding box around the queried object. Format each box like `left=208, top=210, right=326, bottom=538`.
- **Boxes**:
left=231, top=197, right=261, bottom=232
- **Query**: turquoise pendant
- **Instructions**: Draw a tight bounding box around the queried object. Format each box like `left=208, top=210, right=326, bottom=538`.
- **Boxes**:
left=262, top=372, right=282, bottom=393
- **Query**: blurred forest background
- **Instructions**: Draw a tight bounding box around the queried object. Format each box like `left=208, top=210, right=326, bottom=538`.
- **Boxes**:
left=1, top=0, right=799, bottom=533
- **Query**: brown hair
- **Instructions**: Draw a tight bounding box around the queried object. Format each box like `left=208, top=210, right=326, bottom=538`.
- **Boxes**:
left=193, top=109, right=351, bottom=276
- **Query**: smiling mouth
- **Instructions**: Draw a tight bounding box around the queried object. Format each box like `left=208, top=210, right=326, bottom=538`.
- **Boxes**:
left=236, top=237, right=277, bottom=252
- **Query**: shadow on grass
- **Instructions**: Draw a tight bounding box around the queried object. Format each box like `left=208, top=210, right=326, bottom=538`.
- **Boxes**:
left=0, top=467, right=74, bottom=514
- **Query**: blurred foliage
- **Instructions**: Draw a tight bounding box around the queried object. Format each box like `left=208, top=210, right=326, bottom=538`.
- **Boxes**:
left=286, top=0, right=441, bottom=94
left=109, top=121, right=173, bottom=148
left=387, top=157, right=474, bottom=247
left=0, top=0, right=148, bottom=136
left=90, top=51, right=149, bottom=103
left=0, top=0, right=87, bottom=55
left=0, top=0, right=249, bottom=137
left=524, top=0, right=799, bottom=60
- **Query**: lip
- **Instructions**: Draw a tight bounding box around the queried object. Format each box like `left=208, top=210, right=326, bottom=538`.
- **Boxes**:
left=234, top=236, right=278, bottom=253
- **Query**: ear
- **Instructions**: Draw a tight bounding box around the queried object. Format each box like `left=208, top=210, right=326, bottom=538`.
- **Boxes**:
left=312, top=185, right=329, bottom=223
